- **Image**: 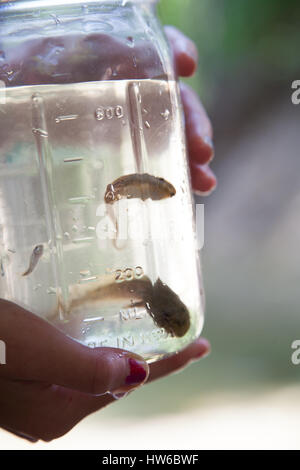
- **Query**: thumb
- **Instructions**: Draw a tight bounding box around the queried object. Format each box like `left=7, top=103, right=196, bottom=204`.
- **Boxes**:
left=0, top=299, right=149, bottom=395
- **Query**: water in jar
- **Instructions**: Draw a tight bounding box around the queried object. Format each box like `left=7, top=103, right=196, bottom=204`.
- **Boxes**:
left=0, top=78, right=204, bottom=362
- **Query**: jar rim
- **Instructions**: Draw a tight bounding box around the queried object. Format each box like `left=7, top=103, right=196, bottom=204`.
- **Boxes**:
left=0, top=0, right=159, bottom=13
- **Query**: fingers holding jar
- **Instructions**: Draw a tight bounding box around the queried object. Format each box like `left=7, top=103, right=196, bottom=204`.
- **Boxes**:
left=165, top=26, right=217, bottom=195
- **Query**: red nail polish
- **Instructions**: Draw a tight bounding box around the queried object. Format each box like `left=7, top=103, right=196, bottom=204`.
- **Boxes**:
left=125, top=358, right=148, bottom=386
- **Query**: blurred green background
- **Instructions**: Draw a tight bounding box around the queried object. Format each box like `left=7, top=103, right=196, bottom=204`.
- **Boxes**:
left=157, top=0, right=300, bottom=394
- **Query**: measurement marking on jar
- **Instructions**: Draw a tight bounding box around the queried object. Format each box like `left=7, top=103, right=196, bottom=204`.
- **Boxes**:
left=72, top=237, right=95, bottom=244
left=55, top=114, right=79, bottom=123
left=95, top=105, right=124, bottom=121
left=78, top=276, right=98, bottom=283
left=86, top=328, right=170, bottom=349
left=32, top=128, right=48, bottom=137
left=116, top=335, right=135, bottom=348
left=83, top=315, right=104, bottom=323
left=68, top=195, right=95, bottom=204
left=63, top=157, right=84, bottom=163
left=50, top=13, right=61, bottom=25
left=119, top=308, right=145, bottom=321
left=115, top=266, right=144, bottom=283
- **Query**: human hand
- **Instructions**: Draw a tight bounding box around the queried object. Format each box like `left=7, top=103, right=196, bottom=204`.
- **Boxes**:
left=0, top=299, right=209, bottom=442
left=165, top=26, right=216, bottom=195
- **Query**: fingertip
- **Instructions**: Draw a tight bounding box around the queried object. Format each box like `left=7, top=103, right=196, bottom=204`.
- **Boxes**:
left=165, top=25, right=198, bottom=77
left=189, top=133, right=214, bottom=165
left=190, top=163, right=217, bottom=195
left=177, top=51, right=197, bottom=77
left=190, top=337, right=211, bottom=360
left=107, top=352, right=149, bottom=395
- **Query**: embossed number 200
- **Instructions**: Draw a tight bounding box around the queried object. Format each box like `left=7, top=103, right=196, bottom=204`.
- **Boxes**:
left=115, top=266, right=144, bottom=283
left=95, top=105, right=124, bottom=121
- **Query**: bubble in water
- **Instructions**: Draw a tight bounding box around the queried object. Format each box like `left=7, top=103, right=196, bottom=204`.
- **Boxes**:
left=72, top=224, right=78, bottom=232
left=160, top=109, right=170, bottom=121
left=47, top=287, right=56, bottom=294
left=144, top=121, right=151, bottom=129
left=80, top=269, right=91, bottom=277
left=126, top=36, right=135, bottom=48
left=64, top=232, right=70, bottom=239
left=33, top=283, right=42, bottom=291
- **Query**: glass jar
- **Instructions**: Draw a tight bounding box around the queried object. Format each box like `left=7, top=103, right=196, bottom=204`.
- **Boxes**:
left=0, top=0, right=204, bottom=362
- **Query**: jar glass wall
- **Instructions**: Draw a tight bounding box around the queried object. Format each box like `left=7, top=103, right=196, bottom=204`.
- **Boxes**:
left=0, top=0, right=204, bottom=362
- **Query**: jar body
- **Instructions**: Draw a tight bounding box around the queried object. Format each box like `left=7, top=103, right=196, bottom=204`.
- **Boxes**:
left=0, top=0, right=204, bottom=362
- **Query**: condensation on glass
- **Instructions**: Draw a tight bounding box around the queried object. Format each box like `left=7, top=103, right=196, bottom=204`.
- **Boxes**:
left=0, top=0, right=204, bottom=362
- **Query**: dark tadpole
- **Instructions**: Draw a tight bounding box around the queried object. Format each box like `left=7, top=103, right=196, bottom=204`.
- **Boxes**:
left=22, top=244, right=44, bottom=276
left=143, top=278, right=190, bottom=338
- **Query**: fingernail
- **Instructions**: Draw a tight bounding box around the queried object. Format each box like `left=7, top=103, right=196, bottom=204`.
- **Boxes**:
left=112, top=356, right=149, bottom=395
left=125, top=357, right=148, bottom=386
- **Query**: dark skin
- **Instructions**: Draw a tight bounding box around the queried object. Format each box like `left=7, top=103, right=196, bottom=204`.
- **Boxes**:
left=0, top=26, right=215, bottom=442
